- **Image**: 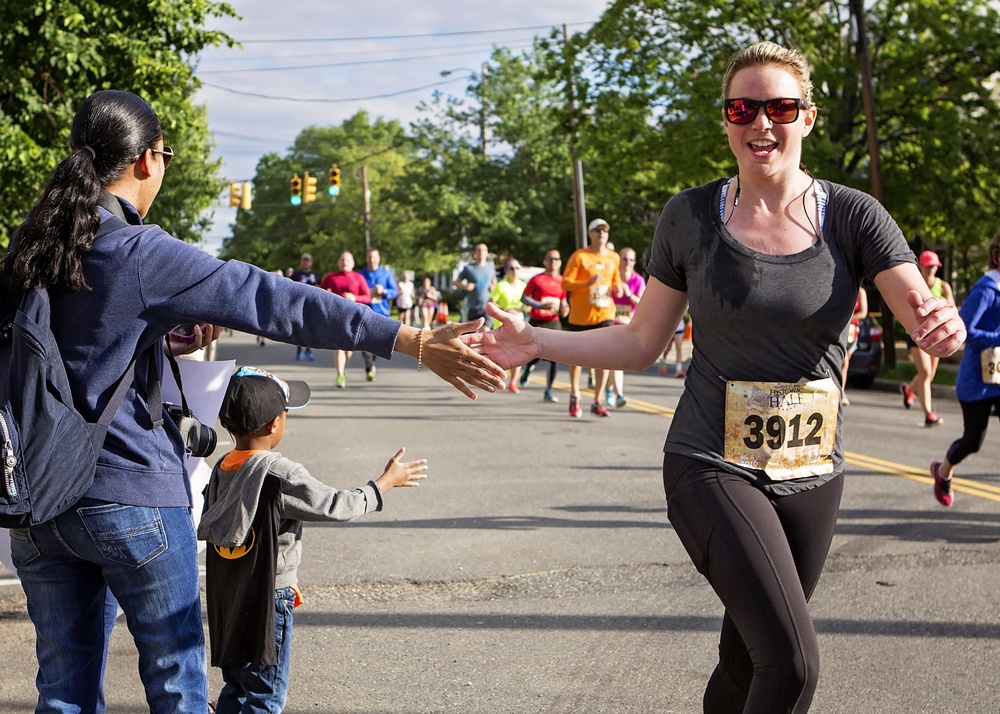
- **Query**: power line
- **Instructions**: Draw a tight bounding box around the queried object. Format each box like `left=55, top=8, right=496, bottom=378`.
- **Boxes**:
left=200, top=75, right=467, bottom=103
left=197, top=37, right=543, bottom=65
left=198, top=43, right=535, bottom=74
left=236, top=22, right=593, bottom=44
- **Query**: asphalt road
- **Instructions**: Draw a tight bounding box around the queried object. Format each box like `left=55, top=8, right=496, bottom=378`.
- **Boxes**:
left=2, top=329, right=998, bottom=713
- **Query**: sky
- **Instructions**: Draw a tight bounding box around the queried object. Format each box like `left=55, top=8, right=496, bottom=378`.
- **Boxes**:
left=193, top=0, right=611, bottom=254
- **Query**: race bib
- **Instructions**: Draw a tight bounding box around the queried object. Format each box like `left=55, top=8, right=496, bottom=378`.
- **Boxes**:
left=615, top=303, right=633, bottom=320
left=723, top=378, right=839, bottom=481
left=982, top=347, right=1000, bottom=385
left=589, top=284, right=611, bottom=308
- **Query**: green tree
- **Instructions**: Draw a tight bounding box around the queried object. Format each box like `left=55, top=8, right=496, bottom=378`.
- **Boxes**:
left=580, top=0, right=1000, bottom=292
left=404, top=47, right=581, bottom=268
left=0, top=0, right=238, bottom=245
left=221, top=111, right=429, bottom=275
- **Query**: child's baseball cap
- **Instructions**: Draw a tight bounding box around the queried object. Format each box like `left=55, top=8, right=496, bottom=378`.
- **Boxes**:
left=219, top=366, right=311, bottom=435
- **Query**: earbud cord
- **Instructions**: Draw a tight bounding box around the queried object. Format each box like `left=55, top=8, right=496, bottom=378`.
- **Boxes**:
left=724, top=175, right=740, bottom=226
left=726, top=174, right=819, bottom=238
left=802, top=177, right=818, bottom=238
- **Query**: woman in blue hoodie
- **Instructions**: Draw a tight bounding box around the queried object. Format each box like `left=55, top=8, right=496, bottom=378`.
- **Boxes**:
left=2, top=89, right=504, bottom=714
left=930, top=229, right=1000, bottom=506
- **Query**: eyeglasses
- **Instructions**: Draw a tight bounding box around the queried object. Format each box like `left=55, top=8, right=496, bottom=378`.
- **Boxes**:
left=133, top=146, right=174, bottom=168
left=724, top=97, right=810, bottom=125
left=545, top=256, right=561, bottom=261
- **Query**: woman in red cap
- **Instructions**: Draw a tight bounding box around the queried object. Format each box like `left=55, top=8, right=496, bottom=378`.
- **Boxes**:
left=901, top=250, right=955, bottom=426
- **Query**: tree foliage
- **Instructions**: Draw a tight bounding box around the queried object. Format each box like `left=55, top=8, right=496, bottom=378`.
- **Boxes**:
left=577, top=0, right=1000, bottom=290
left=0, top=0, right=237, bottom=245
left=223, top=1, right=999, bottom=296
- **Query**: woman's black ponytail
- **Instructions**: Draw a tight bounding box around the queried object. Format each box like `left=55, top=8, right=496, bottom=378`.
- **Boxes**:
left=4, top=90, right=162, bottom=292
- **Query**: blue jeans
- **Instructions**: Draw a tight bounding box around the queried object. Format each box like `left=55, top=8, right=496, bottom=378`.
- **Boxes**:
left=216, top=587, right=295, bottom=714
left=10, top=500, right=207, bottom=714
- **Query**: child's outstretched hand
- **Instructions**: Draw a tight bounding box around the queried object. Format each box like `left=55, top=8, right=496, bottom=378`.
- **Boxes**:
left=375, top=447, right=428, bottom=492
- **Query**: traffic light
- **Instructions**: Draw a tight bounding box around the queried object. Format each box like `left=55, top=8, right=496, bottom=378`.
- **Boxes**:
left=290, top=174, right=302, bottom=206
left=228, top=182, right=242, bottom=208
left=328, top=164, right=341, bottom=197
left=240, top=181, right=252, bottom=211
left=303, top=171, right=318, bottom=203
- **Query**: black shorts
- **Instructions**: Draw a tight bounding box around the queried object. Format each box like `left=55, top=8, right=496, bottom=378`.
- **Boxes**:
left=566, top=320, right=615, bottom=332
left=529, top=318, right=562, bottom=330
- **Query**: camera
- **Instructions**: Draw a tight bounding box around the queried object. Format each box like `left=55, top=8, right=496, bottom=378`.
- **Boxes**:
left=165, top=403, right=218, bottom=458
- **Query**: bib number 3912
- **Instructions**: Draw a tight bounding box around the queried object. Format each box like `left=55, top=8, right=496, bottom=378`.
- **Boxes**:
left=981, top=346, right=1000, bottom=385
left=723, top=378, right=839, bottom=481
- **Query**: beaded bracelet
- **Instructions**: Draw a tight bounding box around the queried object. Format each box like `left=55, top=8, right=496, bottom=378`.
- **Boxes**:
left=417, top=328, right=427, bottom=371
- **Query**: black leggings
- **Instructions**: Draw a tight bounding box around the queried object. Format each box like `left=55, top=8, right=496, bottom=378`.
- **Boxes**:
left=663, top=453, right=844, bottom=714
left=946, top=396, right=1000, bottom=466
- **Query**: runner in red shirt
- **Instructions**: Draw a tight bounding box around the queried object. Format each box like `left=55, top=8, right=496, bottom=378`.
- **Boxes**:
left=320, top=252, right=371, bottom=387
left=517, top=249, right=568, bottom=402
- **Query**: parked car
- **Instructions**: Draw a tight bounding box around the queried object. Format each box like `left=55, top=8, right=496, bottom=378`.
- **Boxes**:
left=847, top=316, right=883, bottom=388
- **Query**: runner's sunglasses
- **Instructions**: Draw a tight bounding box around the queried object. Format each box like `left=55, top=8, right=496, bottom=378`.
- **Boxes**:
left=724, top=97, right=811, bottom=125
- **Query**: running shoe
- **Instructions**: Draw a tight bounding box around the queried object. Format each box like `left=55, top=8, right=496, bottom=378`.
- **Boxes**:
left=569, top=394, right=582, bottom=418
left=900, top=383, right=915, bottom=409
left=336, top=374, right=347, bottom=389
left=366, top=366, right=376, bottom=382
left=519, top=363, right=535, bottom=387
left=543, top=390, right=559, bottom=403
left=616, top=395, right=628, bottom=409
left=295, top=352, right=303, bottom=361
left=657, top=360, right=668, bottom=376
left=675, top=369, right=686, bottom=379
left=931, top=460, right=953, bottom=507
left=605, top=387, right=615, bottom=405
left=840, top=396, right=850, bottom=407
left=306, top=349, right=315, bottom=361
left=925, top=412, right=943, bottom=427
left=590, top=402, right=610, bottom=417
left=509, top=381, right=520, bottom=394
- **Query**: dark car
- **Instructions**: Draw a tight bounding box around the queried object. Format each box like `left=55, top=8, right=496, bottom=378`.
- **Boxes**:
left=847, top=316, right=883, bottom=388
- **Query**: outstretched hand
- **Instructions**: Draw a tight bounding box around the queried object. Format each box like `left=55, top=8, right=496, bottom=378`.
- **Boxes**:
left=376, top=447, right=428, bottom=492
left=907, top=290, right=965, bottom=357
left=420, top=317, right=508, bottom=399
left=460, top=302, right=539, bottom=370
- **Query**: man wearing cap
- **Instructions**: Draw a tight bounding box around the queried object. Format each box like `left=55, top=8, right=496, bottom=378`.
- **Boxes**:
left=901, top=250, right=955, bottom=426
left=290, top=253, right=321, bottom=361
left=200, top=366, right=427, bottom=712
left=561, top=218, right=623, bottom=417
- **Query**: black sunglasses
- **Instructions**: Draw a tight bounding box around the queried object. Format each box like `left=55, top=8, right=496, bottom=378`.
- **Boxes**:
left=133, top=146, right=174, bottom=168
left=724, top=97, right=810, bottom=125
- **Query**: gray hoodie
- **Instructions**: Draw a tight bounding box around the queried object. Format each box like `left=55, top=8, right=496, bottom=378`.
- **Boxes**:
left=198, top=450, right=383, bottom=589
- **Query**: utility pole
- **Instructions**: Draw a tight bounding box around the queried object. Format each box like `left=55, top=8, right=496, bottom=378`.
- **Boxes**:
left=480, top=62, right=489, bottom=157
left=362, top=165, right=372, bottom=254
left=564, top=24, right=587, bottom=250
left=850, top=0, right=895, bottom=368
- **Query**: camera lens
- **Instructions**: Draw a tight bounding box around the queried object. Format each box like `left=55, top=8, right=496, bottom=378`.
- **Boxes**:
left=189, top=422, right=218, bottom=458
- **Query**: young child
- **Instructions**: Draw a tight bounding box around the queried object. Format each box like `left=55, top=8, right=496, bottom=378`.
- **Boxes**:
left=199, top=366, right=427, bottom=713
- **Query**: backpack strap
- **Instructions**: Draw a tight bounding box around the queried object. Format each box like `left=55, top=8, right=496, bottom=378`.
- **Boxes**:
left=95, top=359, right=138, bottom=430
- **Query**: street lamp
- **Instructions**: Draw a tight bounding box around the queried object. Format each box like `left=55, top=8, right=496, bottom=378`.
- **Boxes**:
left=440, top=63, right=488, bottom=156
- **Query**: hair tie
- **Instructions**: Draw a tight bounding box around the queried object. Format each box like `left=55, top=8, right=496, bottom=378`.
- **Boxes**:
left=81, top=146, right=96, bottom=160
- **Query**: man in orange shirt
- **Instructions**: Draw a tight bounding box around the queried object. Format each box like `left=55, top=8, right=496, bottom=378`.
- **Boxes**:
left=561, top=218, right=622, bottom=417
